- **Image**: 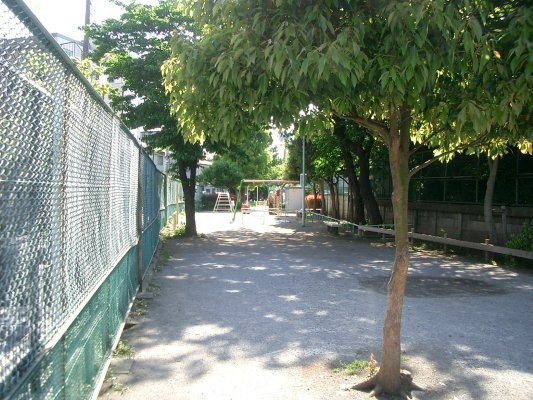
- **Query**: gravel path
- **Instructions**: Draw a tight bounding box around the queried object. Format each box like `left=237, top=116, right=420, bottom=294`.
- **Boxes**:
left=99, top=211, right=533, bottom=399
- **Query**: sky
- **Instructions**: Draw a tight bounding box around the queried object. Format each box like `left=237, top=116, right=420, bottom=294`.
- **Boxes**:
left=23, top=0, right=157, bottom=41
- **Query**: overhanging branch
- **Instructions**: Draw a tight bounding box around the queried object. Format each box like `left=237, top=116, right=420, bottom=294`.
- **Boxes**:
left=342, top=114, right=389, bottom=144
left=409, top=133, right=490, bottom=177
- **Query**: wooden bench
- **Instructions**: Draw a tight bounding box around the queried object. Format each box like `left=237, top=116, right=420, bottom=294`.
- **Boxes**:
left=324, top=221, right=341, bottom=234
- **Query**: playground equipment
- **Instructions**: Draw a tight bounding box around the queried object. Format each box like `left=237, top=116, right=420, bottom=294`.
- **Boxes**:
left=232, top=179, right=299, bottom=222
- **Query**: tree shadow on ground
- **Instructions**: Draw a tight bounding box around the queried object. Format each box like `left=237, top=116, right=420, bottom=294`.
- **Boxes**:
left=113, top=214, right=533, bottom=399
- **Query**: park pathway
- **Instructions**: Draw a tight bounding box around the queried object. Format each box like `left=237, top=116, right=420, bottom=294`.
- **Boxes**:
left=99, top=211, right=533, bottom=399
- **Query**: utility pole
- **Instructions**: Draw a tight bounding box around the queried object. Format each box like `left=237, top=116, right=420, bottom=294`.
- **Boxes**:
left=82, top=0, right=91, bottom=59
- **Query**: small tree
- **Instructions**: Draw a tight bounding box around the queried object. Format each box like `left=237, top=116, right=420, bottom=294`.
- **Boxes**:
left=310, top=133, right=344, bottom=219
left=198, top=157, right=243, bottom=194
left=211, top=129, right=277, bottom=181
left=163, top=0, right=532, bottom=395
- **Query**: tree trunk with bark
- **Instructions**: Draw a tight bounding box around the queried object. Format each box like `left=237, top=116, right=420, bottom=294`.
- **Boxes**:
left=326, top=178, right=340, bottom=220
left=354, top=138, right=383, bottom=225
left=312, top=182, right=320, bottom=213
left=345, top=167, right=366, bottom=224
left=318, top=179, right=326, bottom=214
left=484, top=157, right=499, bottom=245
left=178, top=161, right=198, bottom=237
left=334, top=123, right=366, bottom=223
left=347, top=188, right=354, bottom=222
left=354, top=107, right=421, bottom=398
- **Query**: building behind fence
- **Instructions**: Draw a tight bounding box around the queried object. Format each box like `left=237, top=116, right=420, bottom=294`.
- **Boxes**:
left=0, top=1, right=177, bottom=398
left=323, top=149, right=533, bottom=243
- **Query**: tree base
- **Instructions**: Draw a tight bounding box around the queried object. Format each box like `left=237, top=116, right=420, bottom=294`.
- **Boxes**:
left=352, top=370, right=423, bottom=399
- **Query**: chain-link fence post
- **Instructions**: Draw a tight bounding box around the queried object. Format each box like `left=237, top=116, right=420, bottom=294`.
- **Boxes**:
left=174, top=181, right=179, bottom=229
left=164, top=174, right=168, bottom=226
left=136, top=148, right=143, bottom=292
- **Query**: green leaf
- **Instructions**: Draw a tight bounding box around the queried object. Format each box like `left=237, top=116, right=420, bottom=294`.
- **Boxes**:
left=258, top=74, right=268, bottom=95
left=379, top=71, right=389, bottom=90
left=317, top=56, right=326, bottom=79
left=247, top=51, right=256, bottom=66
left=338, top=69, right=347, bottom=87
left=331, top=47, right=340, bottom=65
left=265, top=44, right=273, bottom=59
left=319, top=15, right=327, bottom=32
left=234, top=48, right=243, bottom=59
left=463, top=31, right=472, bottom=57
left=396, top=77, right=405, bottom=95
left=352, top=43, right=360, bottom=57
left=300, top=57, right=309, bottom=76
left=274, top=58, right=283, bottom=79
left=468, top=17, right=482, bottom=41
left=337, top=30, right=348, bottom=47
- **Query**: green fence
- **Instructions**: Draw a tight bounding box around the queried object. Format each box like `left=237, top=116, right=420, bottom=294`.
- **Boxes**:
left=372, top=149, right=533, bottom=206
left=0, top=1, right=177, bottom=398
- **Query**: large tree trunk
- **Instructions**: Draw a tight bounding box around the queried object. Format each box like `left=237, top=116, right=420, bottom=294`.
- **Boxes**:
left=318, top=179, right=326, bottom=214
left=355, top=138, right=383, bottom=225
left=312, top=182, right=319, bottom=213
left=178, top=161, right=198, bottom=237
left=342, top=177, right=356, bottom=222
left=378, top=118, right=410, bottom=394
left=327, top=179, right=340, bottom=220
left=354, top=107, right=419, bottom=397
left=334, top=122, right=366, bottom=223
left=347, top=187, right=354, bottom=222
left=345, top=167, right=366, bottom=224
left=484, top=157, right=499, bottom=245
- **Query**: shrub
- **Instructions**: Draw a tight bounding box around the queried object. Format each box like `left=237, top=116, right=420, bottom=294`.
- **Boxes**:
left=201, top=193, right=218, bottom=210
left=201, top=192, right=239, bottom=210
left=506, top=221, right=533, bottom=252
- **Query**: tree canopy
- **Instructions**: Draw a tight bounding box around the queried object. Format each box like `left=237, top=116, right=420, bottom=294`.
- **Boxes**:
left=86, top=0, right=202, bottom=236
left=199, top=128, right=282, bottom=194
left=198, top=157, right=243, bottom=193
left=163, top=0, right=531, bottom=153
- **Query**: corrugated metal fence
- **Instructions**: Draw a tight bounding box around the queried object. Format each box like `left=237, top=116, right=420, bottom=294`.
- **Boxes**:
left=0, top=1, right=177, bottom=398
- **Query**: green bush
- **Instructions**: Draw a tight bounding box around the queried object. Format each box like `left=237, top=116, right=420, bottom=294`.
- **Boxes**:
left=506, top=221, right=533, bottom=252
left=201, top=192, right=239, bottom=210
left=201, top=193, right=218, bottom=210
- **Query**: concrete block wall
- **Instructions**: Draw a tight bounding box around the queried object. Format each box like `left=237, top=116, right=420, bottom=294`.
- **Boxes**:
left=323, top=194, right=532, bottom=244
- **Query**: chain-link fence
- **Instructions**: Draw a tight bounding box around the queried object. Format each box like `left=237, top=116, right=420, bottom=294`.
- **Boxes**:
left=0, top=1, right=177, bottom=398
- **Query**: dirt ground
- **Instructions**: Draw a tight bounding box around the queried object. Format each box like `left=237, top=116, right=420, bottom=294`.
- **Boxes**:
left=99, top=210, right=533, bottom=399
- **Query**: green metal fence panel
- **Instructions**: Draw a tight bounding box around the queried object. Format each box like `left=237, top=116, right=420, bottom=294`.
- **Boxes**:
left=164, top=179, right=178, bottom=224
left=0, top=1, right=177, bottom=399
left=9, top=247, right=138, bottom=400
left=168, top=179, right=178, bottom=206
left=140, top=154, right=162, bottom=277
left=141, top=154, right=160, bottom=230
left=141, top=218, right=160, bottom=277
left=9, top=341, right=65, bottom=400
